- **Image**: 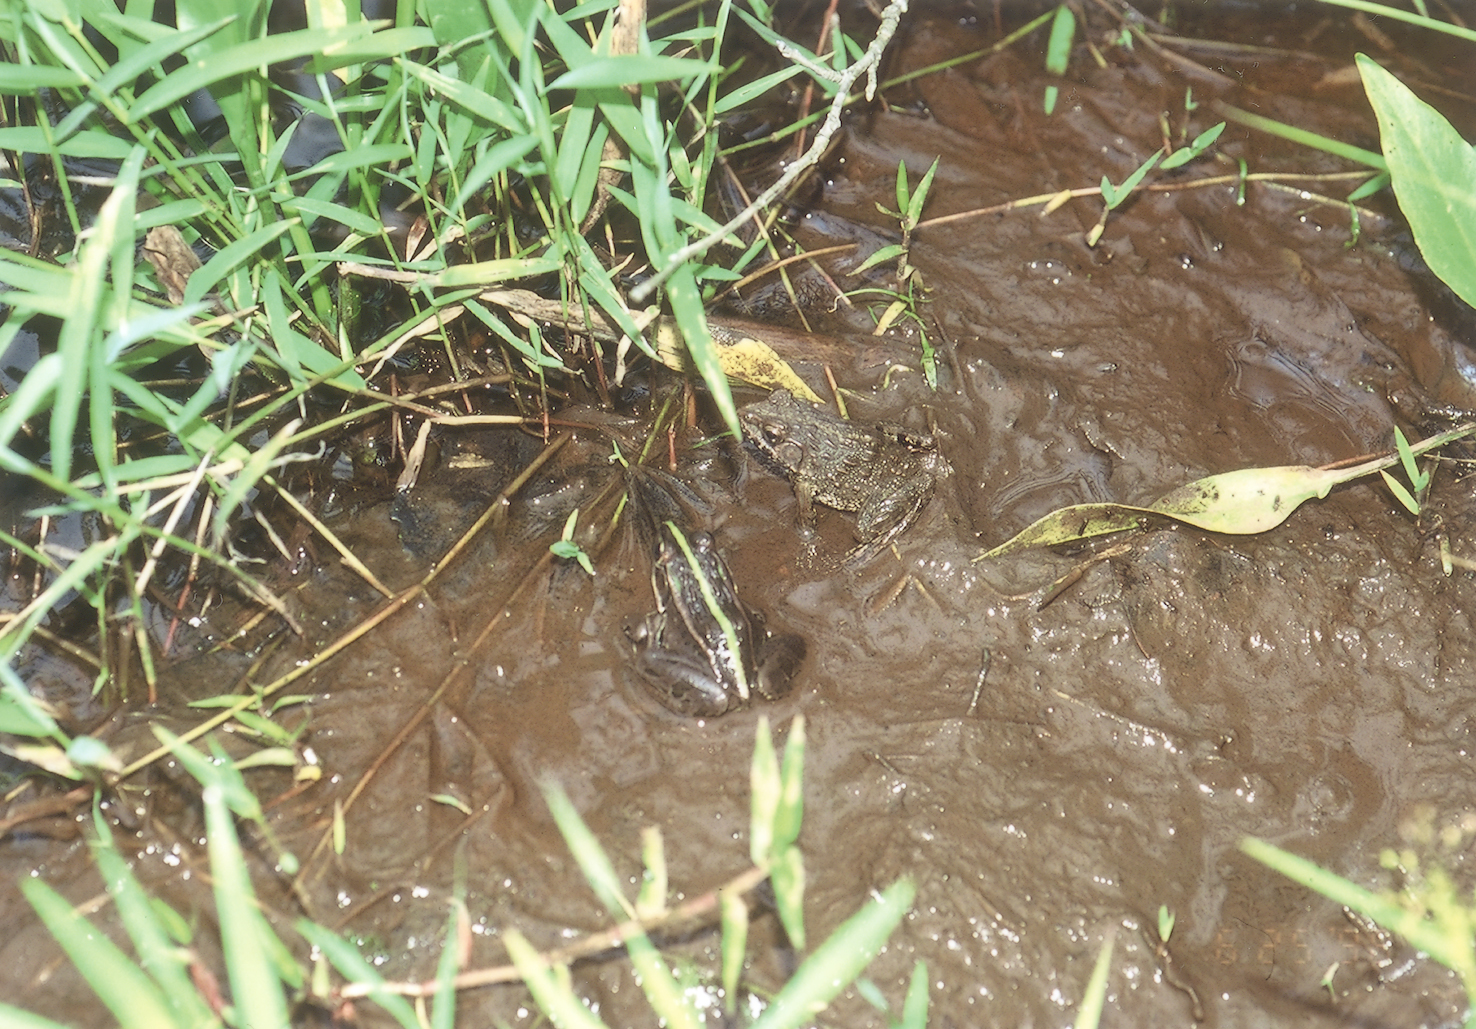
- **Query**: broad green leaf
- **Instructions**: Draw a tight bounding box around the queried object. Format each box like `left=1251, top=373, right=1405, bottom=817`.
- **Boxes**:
left=1358, top=54, right=1476, bottom=309
left=0, top=675, right=62, bottom=737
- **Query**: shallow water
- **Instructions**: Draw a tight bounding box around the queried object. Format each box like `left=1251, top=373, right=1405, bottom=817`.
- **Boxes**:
left=6, top=3, right=1476, bottom=1027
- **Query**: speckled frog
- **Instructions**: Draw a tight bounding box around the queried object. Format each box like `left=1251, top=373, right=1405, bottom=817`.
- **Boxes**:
left=740, top=389, right=946, bottom=556
left=628, top=521, right=805, bottom=717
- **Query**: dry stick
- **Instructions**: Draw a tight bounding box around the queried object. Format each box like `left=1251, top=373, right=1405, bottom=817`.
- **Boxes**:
left=293, top=434, right=573, bottom=893
left=339, top=864, right=772, bottom=998
left=630, top=0, right=910, bottom=304
left=915, top=170, right=1382, bottom=231
left=264, top=476, right=395, bottom=599
left=117, top=434, right=572, bottom=786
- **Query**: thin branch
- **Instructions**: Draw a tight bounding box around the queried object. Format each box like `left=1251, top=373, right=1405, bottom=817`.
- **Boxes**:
left=630, top=0, right=909, bottom=303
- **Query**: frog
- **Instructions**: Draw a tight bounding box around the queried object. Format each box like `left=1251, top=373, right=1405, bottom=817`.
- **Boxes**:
left=627, top=520, right=806, bottom=717
left=739, top=389, right=946, bottom=559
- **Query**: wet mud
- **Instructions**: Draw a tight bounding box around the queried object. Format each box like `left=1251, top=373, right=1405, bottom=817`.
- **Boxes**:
left=7, top=3, right=1476, bottom=1027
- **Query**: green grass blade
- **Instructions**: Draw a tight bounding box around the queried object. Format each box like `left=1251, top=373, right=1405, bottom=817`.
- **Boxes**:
left=0, top=1004, right=74, bottom=1029
left=50, top=198, right=113, bottom=482
left=89, top=807, right=216, bottom=1029
left=899, top=959, right=929, bottom=1029
left=1357, top=54, right=1476, bottom=309
left=183, top=219, right=297, bottom=306
left=194, top=763, right=289, bottom=1029
left=720, top=889, right=748, bottom=1010
left=748, top=877, right=916, bottom=1029
left=19, top=877, right=179, bottom=1029
left=1073, top=932, right=1115, bottom=1029
left=542, top=783, right=632, bottom=919
left=0, top=64, right=86, bottom=92
left=546, top=55, right=714, bottom=91
left=503, top=930, right=610, bottom=1029
left=0, top=126, right=135, bottom=160
left=398, top=60, right=525, bottom=134
left=1242, top=836, right=1476, bottom=980
left=1312, top=0, right=1476, bottom=42
left=90, top=16, right=235, bottom=97
left=1213, top=100, right=1386, bottom=169
left=295, top=922, right=422, bottom=1029
left=1045, top=5, right=1074, bottom=76
left=127, top=24, right=378, bottom=122
left=542, top=783, right=700, bottom=1029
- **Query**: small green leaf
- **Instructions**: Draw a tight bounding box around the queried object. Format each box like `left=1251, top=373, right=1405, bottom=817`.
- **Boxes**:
left=1044, top=5, right=1075, bottom=76
left=770, top=845, right=806, bottom=951
left=1380, top=470, right=1420, bottom=515
left=904, top=158, right=940, bottom=228
left=1158, top=905, right=1176, bottom=943
left=853, top=244, right=907, bottom=275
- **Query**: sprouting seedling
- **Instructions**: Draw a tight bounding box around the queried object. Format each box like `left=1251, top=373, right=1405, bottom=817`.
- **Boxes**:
left=1087, top=121, right=1225, bottom=245
left=1157, top=904, right=1176, bottom=944
left=1320, top=962, right=1340, bottom=1002
left=854, top=157, right=942, bottom=388
left=860, top=156, right=941, bottom=281
left=1380, top=425, right=1432, bottom=515
left=550, top=509, right=595, bottom=574
left=1042, top=4, right=1075, bottom=115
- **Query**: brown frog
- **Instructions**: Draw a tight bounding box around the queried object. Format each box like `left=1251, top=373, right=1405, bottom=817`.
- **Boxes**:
left=740, top=389, right=946, bottom=558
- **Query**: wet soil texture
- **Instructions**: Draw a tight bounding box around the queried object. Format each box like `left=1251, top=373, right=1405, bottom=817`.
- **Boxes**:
left=8, top=3, right=1476, bottom=1027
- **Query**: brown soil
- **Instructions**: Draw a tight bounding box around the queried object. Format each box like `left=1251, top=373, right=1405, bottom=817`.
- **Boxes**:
left=6, top=3, right=1476, bottom=1027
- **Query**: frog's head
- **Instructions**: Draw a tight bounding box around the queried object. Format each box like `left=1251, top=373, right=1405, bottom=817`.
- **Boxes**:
left=739, top=390, right=808, bottom=472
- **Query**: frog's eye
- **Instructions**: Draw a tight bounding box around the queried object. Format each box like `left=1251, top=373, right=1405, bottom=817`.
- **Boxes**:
left=760, top=426, right=785, bottom=446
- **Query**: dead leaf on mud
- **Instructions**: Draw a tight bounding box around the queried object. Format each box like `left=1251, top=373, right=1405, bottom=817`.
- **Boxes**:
left=651, top=317, right=823, bottom=403
left=980, top=423, right=1476, bottom=558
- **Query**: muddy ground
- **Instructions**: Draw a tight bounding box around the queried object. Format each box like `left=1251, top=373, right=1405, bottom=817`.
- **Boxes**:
left=7, top=2, right=1476, bottom=1027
